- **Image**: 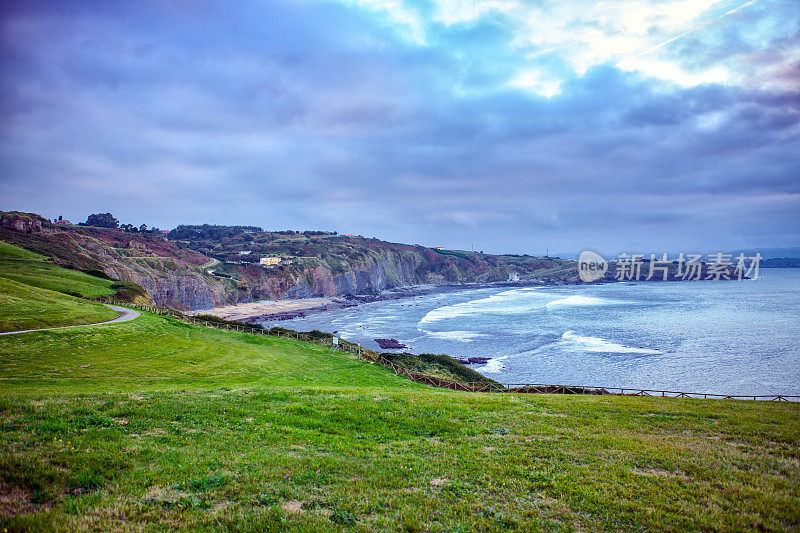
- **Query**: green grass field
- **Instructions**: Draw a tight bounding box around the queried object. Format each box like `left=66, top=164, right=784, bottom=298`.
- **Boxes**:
left=0, top=241, right=121, bottom=332
left=1, top=239, right=799, bottom=531
left=0, top=278, right=118, bottom=332
left=0, top=240, right=116, bottom=300
left=0, top=241, right=47, bottom=261
left=0, top=258, right=115, bottom=300
left=0, top=313, right=416, bottom=395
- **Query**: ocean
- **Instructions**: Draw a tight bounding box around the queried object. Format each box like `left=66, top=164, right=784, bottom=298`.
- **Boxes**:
left=264, top=269, right=800, bottom=396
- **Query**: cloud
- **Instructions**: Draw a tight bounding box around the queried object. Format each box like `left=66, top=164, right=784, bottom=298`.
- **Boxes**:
left=0, top=0, right=797, bottom=253
left=341, top=0, right=799, bottom=94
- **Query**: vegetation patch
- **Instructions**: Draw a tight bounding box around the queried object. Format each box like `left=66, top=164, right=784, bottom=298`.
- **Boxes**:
left=0, top=278, right=118, bottom=332
left=0, top=386, right=797, bottom=530
left=382, top=352, right=499, bottom=386
left=0, top=231, right=797, bottom=530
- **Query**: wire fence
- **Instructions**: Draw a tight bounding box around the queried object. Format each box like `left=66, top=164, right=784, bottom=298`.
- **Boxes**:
left=105, top=300, right=799, bottom=402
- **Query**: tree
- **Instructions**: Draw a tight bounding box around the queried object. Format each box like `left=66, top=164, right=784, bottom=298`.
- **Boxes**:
left=139, top=224, right=148, bottom=233
left=85, top=213, right=119, bottom=228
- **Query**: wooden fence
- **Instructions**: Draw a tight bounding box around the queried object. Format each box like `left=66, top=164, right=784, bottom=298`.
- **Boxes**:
left=106, top=300, right=799, bottom=402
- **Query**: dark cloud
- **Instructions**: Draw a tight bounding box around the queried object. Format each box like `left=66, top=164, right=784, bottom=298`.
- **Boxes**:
left=0, top=0, right=798, bottom=255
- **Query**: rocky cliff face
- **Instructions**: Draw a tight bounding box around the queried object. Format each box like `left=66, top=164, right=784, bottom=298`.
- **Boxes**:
left=282, top=250, right=421, bottom=298
left=1, top=210, right=577, bottom=310
left=0, top=211, right=241, bottom=310
left=0, top=212, right=46, bottom=234
left=104, top=263, right=233, bottom=310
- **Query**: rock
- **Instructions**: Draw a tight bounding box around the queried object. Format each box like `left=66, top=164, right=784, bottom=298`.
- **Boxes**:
left=0, top=212, right=45, bottom=233
left=374, top=338, right=408, bottom=349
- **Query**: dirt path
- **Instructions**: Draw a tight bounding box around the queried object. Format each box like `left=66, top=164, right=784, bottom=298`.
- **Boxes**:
left=0, top=305, right=140, bottom=336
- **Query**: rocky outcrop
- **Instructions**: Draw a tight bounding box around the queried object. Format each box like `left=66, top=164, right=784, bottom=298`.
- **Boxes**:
left=283, top=251, right=422, bottom=298
left=126, top=273, right=227, bottom=310
left=1, top=210, right=576, bottom=310
left=0, top=211, right=241, bottom=310
left=0, top=212, right=46, bottom=234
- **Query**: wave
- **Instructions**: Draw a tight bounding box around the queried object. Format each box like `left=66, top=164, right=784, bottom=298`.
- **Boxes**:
left=560, top=330, right=661, bottom=354
left=545, top=295, right=617, bottom=308
left=418, top=329, right=488, bottom=342
left=418, top=288, right=548, bottom=324
left=418, top=289, right=622, bottom=325
left=480, top=355, right=509, bottom=374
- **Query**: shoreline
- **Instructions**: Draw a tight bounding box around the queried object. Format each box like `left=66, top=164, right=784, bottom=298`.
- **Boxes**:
left=192, top=268, right=752, bottom=325
left=193, top=280, right=556, bottom=324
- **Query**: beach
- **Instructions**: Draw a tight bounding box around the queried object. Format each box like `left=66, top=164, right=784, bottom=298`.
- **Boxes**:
left=189, top=297, right=342, bottom=321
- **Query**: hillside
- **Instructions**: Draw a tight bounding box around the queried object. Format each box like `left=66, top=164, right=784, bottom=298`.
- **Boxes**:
left=1, top=212, right=576, bottom=310
left=763, top=258, right=800, bottom=268
left=1, top=247, right=798, bottom=530
left=0, top=240, right=136, bottom=331
left=2, top=318, right=798, bottom=529
left=0, top=212, right=232, bottom=310
left=0, top=277, right=118, bottom=332
left=0, top=211, right=750, bottom=312
left=170, top=224, right=576, bottom=300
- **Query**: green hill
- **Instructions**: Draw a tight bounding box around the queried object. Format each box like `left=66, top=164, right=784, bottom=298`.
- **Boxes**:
left=0, top=241, right=117, bottom=299
left=0, top=239, right=798, bottom=531
left=0, top=312, right=416, bottom=395
left=0, top=277, right=117, bottom=332
left=0, top=241, right=122, bottom=332
left=1, top=211, right=577, bottom=310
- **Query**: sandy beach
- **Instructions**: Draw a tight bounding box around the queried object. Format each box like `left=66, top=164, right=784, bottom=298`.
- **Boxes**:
left=190, top=298, right=340, bottom=321
left=190, top=282, right=535, bottom=323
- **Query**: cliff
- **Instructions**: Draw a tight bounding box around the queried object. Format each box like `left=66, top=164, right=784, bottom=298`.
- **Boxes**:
left=1, top=212, right=574, bottom=310
left=0, top=212, right=746, bottom=310
left=0, top=212, right=240, bottom=310
left=170, top=226, right=576, bottom=302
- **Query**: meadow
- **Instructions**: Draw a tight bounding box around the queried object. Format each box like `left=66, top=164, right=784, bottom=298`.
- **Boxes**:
left=0, top=242, right=118, bottom=332
left=0, top=241, right=115, bottom=300
left=0, top=241, right=798, bottom=531
left=0, top=278, right=117, bottom=333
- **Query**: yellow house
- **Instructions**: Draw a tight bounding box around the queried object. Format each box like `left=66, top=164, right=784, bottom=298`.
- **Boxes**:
left=259, top=257, right=281, bottom=266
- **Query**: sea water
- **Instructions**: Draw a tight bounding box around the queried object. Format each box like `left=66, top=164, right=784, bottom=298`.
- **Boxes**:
left=265, top=269, right=800, bottom=395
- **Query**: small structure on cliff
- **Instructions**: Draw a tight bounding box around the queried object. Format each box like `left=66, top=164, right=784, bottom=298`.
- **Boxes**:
left=259, top=257, right=281, bottom=266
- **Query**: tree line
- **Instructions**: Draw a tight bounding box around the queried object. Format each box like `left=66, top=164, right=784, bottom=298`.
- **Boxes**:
left=79, top=213, right=163, bottom=234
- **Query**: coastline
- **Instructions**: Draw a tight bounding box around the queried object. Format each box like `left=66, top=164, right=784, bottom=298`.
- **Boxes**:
left=192, top=280, right=556, bottom=324
left=190, top=264, right=751, bottom=325
left=188, top=297, right=344, bottom=322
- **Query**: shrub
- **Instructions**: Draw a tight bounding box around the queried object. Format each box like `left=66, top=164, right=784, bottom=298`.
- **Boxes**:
left=83, top=268, right=112, bottom=280
left=110, top=281, right=150, bottom=303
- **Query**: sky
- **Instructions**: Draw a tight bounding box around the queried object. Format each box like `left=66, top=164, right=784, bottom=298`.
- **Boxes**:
left=1, top=0, right=798, bottom=256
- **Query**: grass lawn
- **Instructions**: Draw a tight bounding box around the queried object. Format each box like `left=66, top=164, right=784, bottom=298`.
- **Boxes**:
left=1, top=244, right=798, bottom=531
left=0, top=278, right=118, bottom=333
left=1, top=385, right=798, bottom=531
left=0, top=259, right=115, bottom=300
left=0, top=240, right=130, bottom=332
left=0, top=241, right=48, bottom=261
left=0, top=241, right=115, bottom=300
left=1, top=312, right=798, bottom=531
left=0, top=313, right=416, bottom=394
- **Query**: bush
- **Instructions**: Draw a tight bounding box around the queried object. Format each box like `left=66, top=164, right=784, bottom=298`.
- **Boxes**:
left=110, top=281, right=150, bottom=303
left=83, top=268, right=112, bottom=280
left=194, top=314, right=265, bottom=331
left=382, top=352, right=498, bottom=386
